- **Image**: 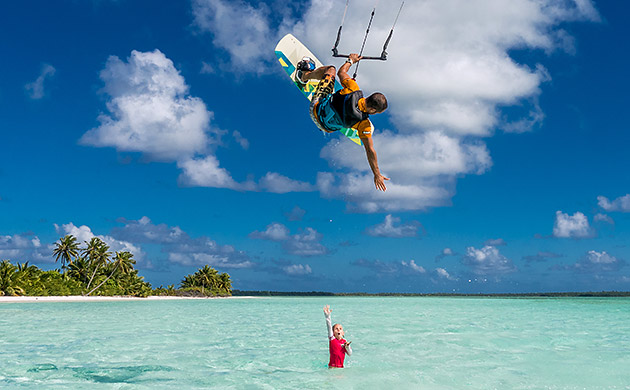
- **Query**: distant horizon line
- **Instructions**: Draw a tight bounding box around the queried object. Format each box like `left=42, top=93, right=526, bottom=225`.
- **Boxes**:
left=232, top=290, right=630, bottom=297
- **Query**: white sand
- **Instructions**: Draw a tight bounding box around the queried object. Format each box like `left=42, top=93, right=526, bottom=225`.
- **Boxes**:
left=0, top=295, right=255, bottom=303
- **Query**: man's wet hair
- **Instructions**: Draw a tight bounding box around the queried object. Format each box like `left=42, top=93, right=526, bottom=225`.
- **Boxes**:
left=366, top=93, right=388, bottom=112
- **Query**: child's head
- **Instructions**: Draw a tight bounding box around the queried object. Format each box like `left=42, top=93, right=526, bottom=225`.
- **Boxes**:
left=332, top=323, right=345, bottom=340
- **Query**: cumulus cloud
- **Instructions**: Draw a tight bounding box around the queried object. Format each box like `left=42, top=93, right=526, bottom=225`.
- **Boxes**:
left=192, top=0, right=277, bottom=71
left=284, top=206, right=306, bottom=221
left=232, top=131, right=249, bottom=150
left=82, top=49, right=301, bottom=194
left=0, top=233, right=51, bottom=263
left=401, top=260, right=426, bottom=273
left=25, top=64, right=55, bottom=99
left=436, top=247, right=456, bottom=262
left=282, top=228, right=328, bottom=256
left=111, top=216, right=252, bottom=269
left=167, top=238, right=252, bottom=269
left=318, top=131, right=491, bottom=212
left=250, top=223, right=328, bottom=256
left=258, top=172, right=314, bottom=193
left=283, top=263, right=312, bottom=276
left=55, top=222, right=145, bottom=261
left=436, top=267, right=457, bottom=281
left=593, top=213, right=614, bottom=225
left=81, top=50, right=215, bottom=161
left=484, top=238, right=506, bottom=246
left=177, top=156, right=243, bottom=190
left=572, top=250, right=624, bottom=273
left=249, top=223, right=290, bottom=241
left=354, top=258, right=430, bottom=276
left=553, top=211, right=593, bottom=238
left=190, top=0, right=598, bottom=212
left=598, top=194, right=630, bottom=212
left=463, top=245, right=516, bottom=275
left=365, top=214, right=420, bottom=238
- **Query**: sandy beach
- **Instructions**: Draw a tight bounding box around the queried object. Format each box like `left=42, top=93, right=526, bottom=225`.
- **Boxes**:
left=0, top=295, right=255, bottom=303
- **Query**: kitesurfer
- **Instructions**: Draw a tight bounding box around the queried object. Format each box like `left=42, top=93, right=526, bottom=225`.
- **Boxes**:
left=297, top=54, right=389, bottom=192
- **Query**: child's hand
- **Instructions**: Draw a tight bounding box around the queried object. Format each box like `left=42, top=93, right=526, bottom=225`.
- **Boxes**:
left=344, top=341, right=352, bottom=349
left=323, top=305, right=331, bottom=315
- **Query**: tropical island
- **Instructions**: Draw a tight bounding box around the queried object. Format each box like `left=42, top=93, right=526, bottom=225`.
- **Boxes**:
left=0, top=234, right=232, bottom=297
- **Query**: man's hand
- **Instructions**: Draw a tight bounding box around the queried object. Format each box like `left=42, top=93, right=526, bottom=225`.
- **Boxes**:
left=323, top=305, right=331, bottom=316
left=348, top=53, right=362, bottom=64
left=374, top=174, right=390, bottom=191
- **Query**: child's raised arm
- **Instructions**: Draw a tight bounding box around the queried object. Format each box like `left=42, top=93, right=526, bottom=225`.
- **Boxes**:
left=323, top=305, right=333, bottom=340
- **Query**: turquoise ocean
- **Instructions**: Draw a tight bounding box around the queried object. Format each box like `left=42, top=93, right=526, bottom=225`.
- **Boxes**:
left=1, top=297, right=630, bottom=389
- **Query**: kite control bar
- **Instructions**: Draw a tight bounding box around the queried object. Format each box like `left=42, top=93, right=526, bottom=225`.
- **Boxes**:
left=331, top=1, right=404, bottom=62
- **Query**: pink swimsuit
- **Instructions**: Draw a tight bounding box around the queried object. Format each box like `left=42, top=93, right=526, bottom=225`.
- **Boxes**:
left=325, top=312, right=352, bottom=368
left=328, top=337, right=348, bottom=368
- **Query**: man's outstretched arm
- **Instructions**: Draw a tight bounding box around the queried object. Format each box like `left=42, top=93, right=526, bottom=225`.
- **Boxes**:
left=362, top=136, right=389, bottom=191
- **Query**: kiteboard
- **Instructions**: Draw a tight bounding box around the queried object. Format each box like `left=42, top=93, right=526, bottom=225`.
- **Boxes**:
left=274, top=34, right=362, bottom=146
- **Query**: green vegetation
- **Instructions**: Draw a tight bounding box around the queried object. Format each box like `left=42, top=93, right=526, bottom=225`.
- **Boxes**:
left=155, top=265, right=232, bottom=297
left=0, top=234, right=232, bottom=298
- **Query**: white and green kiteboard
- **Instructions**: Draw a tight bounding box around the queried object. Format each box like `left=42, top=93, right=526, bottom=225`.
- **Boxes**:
left=274, top=34, right=362, bottom=146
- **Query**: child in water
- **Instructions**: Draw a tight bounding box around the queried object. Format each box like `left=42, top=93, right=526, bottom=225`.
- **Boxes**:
left=323, top=305, right=352, bottom=368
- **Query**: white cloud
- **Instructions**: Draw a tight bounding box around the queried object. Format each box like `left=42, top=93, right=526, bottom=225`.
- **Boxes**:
left=200, top=61, right=215, bottom=74
left=177, top=156, right=243, bottom=190
left=401, top=260, right=426, bottom=273
left=572, top=250, right=624, bottom=273
left=553, top=211, right=593, bottom=238
left=318, top=131, right=491, bottom=212
left=232, top=130, right=249, bottom=150
left=81, top=50, right=214, bottom=162
left=192, top=0, right=277, bottom=71
left=436, top=267, right=457, bottom=281
left=598, top=194, right=630, bottom=212
left=283, top=263, right=312, bottom=276
left=25, top=64, right=56, bottom=99
left=55, top=222, right=145, bottom=261
left=0, top=233, right=51, bottom=263
left=463, top=245, right=516, bottom=275
left=284, top=206, right=306, bottom=221
left=442, top=248, right=453, bottom=256
left=250, top=223, right=328, bottom=257
left=365, top=214, right=419, bottom=238
left=484, top=238, right=506, bottom=246
left=111, top=217, right=252, bottom=269
left=168, top=251, right=252, bottom=269
left=258, top=172, right=314, bottom=193
left=283, top=227, right=328, bottom=257
left=249, top=223, right=290, bottom=241
left=190, top=0, right=597, bottom=212
left=593, top=213, right=614, bottom=225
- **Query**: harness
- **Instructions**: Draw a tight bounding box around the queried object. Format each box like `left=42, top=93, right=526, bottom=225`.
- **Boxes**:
left=317, top=90, right=369, bottom=132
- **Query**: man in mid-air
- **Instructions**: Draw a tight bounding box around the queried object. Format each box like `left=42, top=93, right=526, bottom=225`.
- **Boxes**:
left=296, top=53, right=389, bottom=192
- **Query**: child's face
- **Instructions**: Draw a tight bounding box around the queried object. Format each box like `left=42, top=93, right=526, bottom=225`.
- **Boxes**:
left=333, top=324, right=344, bottom=340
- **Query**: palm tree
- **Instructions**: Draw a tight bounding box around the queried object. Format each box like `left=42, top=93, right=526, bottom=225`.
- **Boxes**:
left=84, top=239, right=110, bottom=291
left=67, top=257, right=91, bottom=285
left=0, top=260, right=25, bottom=296
left=218, top=272, right=232, bottom=294
left=196, top=265, right=218, bottom=293
left=86, top=251, right=135, bottom=296
left=53, top=235, right=80, bottom=271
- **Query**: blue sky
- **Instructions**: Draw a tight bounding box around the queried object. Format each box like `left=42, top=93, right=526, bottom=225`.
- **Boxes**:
left=1, top=0, right=629, bottom=293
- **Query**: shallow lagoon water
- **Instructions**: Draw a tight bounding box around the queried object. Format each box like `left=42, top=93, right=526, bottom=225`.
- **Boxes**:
left=1, top=297, right=630, bottom=389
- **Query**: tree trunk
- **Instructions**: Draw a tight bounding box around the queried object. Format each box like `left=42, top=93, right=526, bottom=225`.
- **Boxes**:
left=86, top=262, right=119, bottom=296
left=85, top=264, right=101, bottom=294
